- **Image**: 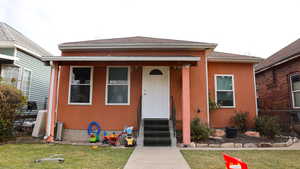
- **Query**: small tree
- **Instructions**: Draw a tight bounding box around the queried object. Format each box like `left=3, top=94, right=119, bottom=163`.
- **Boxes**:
left=0, top=80, right=26, bottom=141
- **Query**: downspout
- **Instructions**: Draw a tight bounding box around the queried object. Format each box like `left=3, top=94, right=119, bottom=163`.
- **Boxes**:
left=45, top=61, right=55, bottom=140
left=44, top=62, right=58, bottom=142
left=253, top=65, right=258, bottom=116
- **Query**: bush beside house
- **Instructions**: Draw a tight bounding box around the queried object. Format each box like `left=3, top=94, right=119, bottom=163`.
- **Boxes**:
left=0, top=81, right=26, bottom=142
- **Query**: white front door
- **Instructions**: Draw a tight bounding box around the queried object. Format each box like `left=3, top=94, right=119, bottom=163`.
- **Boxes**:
left=142, top=66, right=170, bottom=119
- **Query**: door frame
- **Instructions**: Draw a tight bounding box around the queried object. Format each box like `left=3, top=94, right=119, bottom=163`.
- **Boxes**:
left=141, top=66, right=170, bottom=119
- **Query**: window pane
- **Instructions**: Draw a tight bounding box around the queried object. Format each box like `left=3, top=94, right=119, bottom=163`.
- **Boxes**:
left=217, top=76, right=232, bottom=90
left=291, top=75, right=300, bottom=91
left=70, top=85, right=90, bottom=103
left=1, top=65, right=20, bottom=87
left=294, top=92, right=300, bottom=107
left=107, top=85, right=128, bottom=104
left=71, top=68, right=91, bottom=85
left=217, top=91, right=234, bottom=106
left=108, top=67, right=128, bottom=84
left=21, top=69, right=31, bottom=97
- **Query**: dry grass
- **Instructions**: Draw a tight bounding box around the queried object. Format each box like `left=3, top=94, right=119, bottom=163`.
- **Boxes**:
left=181, top=150, right=300, bottom=169
left=0, top=144, right=133, bottom=169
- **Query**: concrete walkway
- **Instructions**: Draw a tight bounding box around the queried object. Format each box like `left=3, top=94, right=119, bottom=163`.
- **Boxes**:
left=124, top=147, right=191, bottom=169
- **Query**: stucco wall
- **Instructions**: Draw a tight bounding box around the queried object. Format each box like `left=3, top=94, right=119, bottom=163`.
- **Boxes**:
left=56, top=49, right=207, bottom=131
left=207, top=62, right=257, bottom=128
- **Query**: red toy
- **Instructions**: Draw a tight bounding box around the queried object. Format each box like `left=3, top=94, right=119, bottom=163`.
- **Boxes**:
left=223, top=153, right=248, bottom=169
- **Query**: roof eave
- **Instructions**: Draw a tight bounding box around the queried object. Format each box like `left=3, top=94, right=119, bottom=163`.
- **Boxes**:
left=208, top=57, right=263, bottom=63
left=42, top=56, right=200, bottom=62
left=58, top=43, right=217, bottom=51
left=255, top=54, right=300, bottom=74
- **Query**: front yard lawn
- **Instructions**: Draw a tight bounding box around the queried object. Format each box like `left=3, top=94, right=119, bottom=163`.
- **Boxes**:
left=181, top=150, right=300, bottom=169
left=0, top=144, right=133, bottom=169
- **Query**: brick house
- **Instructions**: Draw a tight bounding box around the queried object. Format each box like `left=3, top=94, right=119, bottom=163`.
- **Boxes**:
left=255, top=39, right=300, bottom=126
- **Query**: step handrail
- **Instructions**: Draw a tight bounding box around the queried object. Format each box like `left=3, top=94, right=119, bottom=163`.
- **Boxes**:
left=170, top=96, right=176, bottom=137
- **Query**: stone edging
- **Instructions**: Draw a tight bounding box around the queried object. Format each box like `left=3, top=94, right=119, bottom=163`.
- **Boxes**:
left=180, top=137, right=298, bottom=148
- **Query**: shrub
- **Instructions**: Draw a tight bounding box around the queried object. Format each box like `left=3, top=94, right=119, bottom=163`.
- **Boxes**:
left=232, top=112, right=248, bottom=132
left=255, top=116, right=281, bottom=139
left=209, top=93, right=219, bottom=112
left=0, top=82, right=26, bottom=141
left=191, top=118, right=212, bottom=142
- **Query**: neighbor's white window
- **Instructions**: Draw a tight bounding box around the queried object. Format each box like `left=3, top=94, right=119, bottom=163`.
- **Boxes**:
left=69, top=66, right=93, bottom=104
left=215, top=75, right=235, bottom=107
left=20, top=69, right=31, bottom=97
left=291, top=74, right=300, bottom=108
left=106, top=67, right=130, bottom=105
left=1, top=65, right=31, bottom=97
left=1, top=65, right=20, bottom=88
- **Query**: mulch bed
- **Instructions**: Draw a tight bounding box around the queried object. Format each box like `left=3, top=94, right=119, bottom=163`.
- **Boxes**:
left=199, top=134, right=289, bottom=144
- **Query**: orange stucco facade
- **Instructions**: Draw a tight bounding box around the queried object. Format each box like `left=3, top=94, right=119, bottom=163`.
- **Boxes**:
left=53, top=49, right=257, bottom=132
left=207, top=62, right=257, bottom=128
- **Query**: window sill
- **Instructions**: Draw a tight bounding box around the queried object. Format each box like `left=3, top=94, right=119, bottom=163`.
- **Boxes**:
left=219, top=106, right=236, bottom=109
left=105, top=103, right=130, bottom=106
left=68, top=103, right=92, bottom=106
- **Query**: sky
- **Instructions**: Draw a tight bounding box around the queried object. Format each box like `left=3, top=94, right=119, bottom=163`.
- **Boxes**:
left=0, top=0, right=299, bottom=58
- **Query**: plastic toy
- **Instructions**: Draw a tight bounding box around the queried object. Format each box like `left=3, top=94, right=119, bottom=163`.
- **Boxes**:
left=124, top=134, right=136, bottom=147
left=102, top=126, right=136, bottom=146
left=223, top=153, right=248, bottom=169
left=88, top=121, right=101, bottom=142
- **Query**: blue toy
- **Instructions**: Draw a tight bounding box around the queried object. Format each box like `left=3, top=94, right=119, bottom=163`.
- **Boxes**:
left=88, top=121, right=101, bottom=142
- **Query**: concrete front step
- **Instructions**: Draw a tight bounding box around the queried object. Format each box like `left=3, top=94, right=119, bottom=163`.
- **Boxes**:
left=144, top=125, right=169, bottom=131
left=144, top=137, right=171, bottom=146
left=144, top=130, right=170, bottom=137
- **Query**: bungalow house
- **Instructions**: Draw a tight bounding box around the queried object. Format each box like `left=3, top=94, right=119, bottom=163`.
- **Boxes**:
left=0, top=22, right=51, bottom=110
left=43, top=36, right=261, bottom=146
left=255, top=38, right=300, bottom=127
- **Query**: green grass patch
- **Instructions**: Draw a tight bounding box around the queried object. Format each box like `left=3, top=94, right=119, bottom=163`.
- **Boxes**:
left=181, top=150, right=300, bottom=169
left=0, top=144, right=133, bottom=169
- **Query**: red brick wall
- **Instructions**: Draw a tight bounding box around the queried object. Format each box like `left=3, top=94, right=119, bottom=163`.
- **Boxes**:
left=256, top=57, right=300, bottom=110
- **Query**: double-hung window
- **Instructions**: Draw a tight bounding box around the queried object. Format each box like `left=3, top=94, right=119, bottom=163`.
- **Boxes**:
left=1, top=65, right=31, bottom=97
left=106, top=67, right=130, bottom=105
left=290, top=74, right=300, bottom=108
left=69, top=67, right=93, bottom=104
left=215, top=75, right=235, bottom=107
left=1, top=65, right=20, bottom=88
left=20, top=69, right=31, bottom=97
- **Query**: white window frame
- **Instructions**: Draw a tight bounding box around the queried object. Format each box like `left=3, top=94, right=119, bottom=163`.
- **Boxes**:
left=290, top=74, right=300, bottom=109
left=214, top=74, right=236, bottom=108
left=68, top=66, right=94, bottom=105
left=105, top=66, right=130, bottom=106
left=20, top=67, right=32, bottom=98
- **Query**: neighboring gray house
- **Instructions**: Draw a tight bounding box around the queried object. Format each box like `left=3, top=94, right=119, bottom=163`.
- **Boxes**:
left=0, top=22, right=51, bottom=110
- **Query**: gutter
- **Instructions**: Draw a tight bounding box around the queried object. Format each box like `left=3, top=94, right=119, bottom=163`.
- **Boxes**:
left=0, top=54, right=19, bottom=61
left=208, top=57, right=263, bottom=63
left=0, top=43, right=49, bottom=61
left=42, top=56, right=200, bottom=62
left=59, top=42, right=217, bottom=50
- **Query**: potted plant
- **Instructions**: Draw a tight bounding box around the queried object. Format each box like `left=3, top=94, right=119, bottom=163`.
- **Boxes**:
left=225, top=127, right=238, bottom=138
